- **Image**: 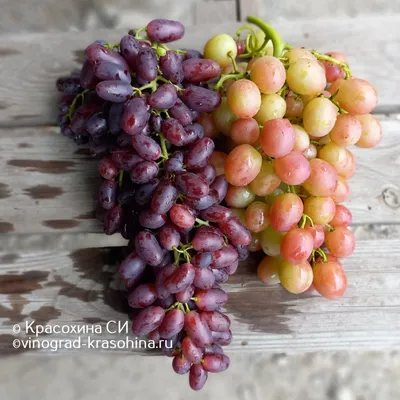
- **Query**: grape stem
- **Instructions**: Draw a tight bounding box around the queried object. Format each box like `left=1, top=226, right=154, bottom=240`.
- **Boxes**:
left=228, top=51, right=239, bottom=73
left=300, top=214, right=314, bottom=228
left=66, top=89, right=90, bottom=121
left=118, top=170, right=124, bottom=187
left=325, top=223, right=335, bottom=232
left=214, top=71, right=249, bottom=90
left=315, top=248, right=328, bottom=263
left=246, top=15, right=288, bottom=57
left=194, top=218, right=210, bottom=227
left=159, top=133, right=169, bottom=160
left=310, top=50, right=352, bottom=79
left=134, top=27, right=147, bottom=40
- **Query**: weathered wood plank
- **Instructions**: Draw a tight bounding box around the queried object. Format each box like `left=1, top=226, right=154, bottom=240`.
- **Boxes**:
left=0, top=16, right=399, bottom=126
left=194, top=0, right=237, bottom=25
left=1, top=234, right=400, bottom=354
left=0, top=117, right=398, bottom=240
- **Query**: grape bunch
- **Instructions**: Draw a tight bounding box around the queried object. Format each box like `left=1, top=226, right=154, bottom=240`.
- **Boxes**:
left=56, top=19, right=251, bottom=390
left=198, top=16, right=381, bottom=299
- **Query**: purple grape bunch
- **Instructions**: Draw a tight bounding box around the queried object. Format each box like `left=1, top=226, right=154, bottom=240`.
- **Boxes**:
left=55, top=19, right=251, bottom=391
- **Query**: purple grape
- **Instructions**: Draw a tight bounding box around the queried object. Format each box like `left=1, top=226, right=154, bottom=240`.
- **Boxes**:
left=99, top=180, right=117, bottom=210
left=109, top=102, right=125, bottom=134
left=235, top=244, right=249, bottom=261
left=112, top=149, right=144, bottom=171
left=225, top=259, right=239, bottom=275
left=185, top=137, right=215, bottom=170
left=159, top=50, right=183, bottom=84
left=151, top=180, right=178, bottom=214
left=184, top=123, right=204, bottom=140
left=120, top=34, right=141, bottom=70
left=159, top=309, right=185, bottom=338
left=80, top=59, right=99, bottom=89
left=131, top=306, right=165, bottom=336
left=184, top=191, right=218, bottom=211
left=164, top=263, right=195, bottom=294
left=96, top=80, right=133, bottom=102
left=191, top=252, right=212, bottom=269
left=189, top=365, right=208, bottom=391
left=155, top=293, right=175, bottom=309
left=192, top=164, right=215, bottom=185
left=181, top=337, right=203, bottom=364
left=202, top=353, right=230, bottom=373
left=130, top=160, right=158, bottom=184
left=182, top=58, right=221, bottom=83
left=151, top=114, right=162, bottom=132
left=219, top=217, right=251, bottom=246
left=204, top=343, right=224, bottom=355
left=128, top=283, right=157, bottom=308
left=175, top=284, right=195, bottom=303
left=162, top=334, right=181, bottom=357
left=148, top=84, right=178, bottom=110
left=200, top=205, right=232, bottom=223
left=193, top=267, right=215, bottom=290
left=195, top=288, right=228, bottom=311
left=85, top=42, right=130, bottom=71
left=131, top=134, right=161, bottom=161
left=181, top=85, right=221, bottom=112
left=135, top=230, right=164, bottom=266
left=134, top=178, right=160, bottom=206
left=212, top=268, right=229, bottom=283
left=161, top=118, right=191, bottom=146
left=119, top=251, right=146, bottom=288
left=175, top=172, right=209, bottom=199
left=136, top=47, right=158, bottom=81
left=164, top=151, right=184, bottom=173
left=210, top=175, right=228, bottom=203
left=118, top=182, right=136, bottom=205
left=139, top=209, right=167, bottom=229
left=155, top=263, right=178, bottom=299
left=184, top=311, right=212, bottom=348
left=148, top=329, right=160, bottom=343
left=146, top=19, right=185, bottom=43
left=56, top=75, right=81, bottom=94
left=192, top=227, right=224, bottom=252
left=70, top=104, right=100, bottom=134
left=86, top=112, right=107, bottom=137
left=211, top=329, right=232, bottom=346
left=94, top=61, right=131, bottom=83
left=98, top=157, right=119, bottom=180
left=141, top=123, right=152, bottom=136
left=211, top=245, right=239, bottom=268
left=184, top=49, right=203, bottom=60
left=172, top=355, right=191, bottom=375
left=159, top=224, right=181, bottom=250
left=169, top=99, right=193, bottom=126
left=200, top=311, right=230, bottom=332
left=122, top=97, right=150, bottom=135
left=104, top=204, right=124, bottom=235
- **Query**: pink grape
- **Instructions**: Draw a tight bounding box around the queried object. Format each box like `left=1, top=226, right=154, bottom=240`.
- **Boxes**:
left=273, top=151, right=311, bottom=185
left=325, top=227, right=356, bottom=258
left=280, top=228, right=314, bottom=264
left=260, top=118, right=296, bottom=158
left=303, top=158, right=338, bottom=197
left=269, top=193, right=304, bottom=232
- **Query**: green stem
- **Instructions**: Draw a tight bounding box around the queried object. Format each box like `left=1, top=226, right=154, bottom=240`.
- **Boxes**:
left=300, top=214, right=314, bottom=228
left=164, top=302, right=180, bottom=312
left=118, top=170, right=124, bottom=188
left=228, top=51, right=239, bottom=73
left=159, top=133, right=169, bottom=160
left=214, top=71, right=248, bottom=90
left=235, top=25, right=258, bottom=40
left=315, top=248, right=328, bottom=263
left=134, top=27, right=147, bottom=40
left=66, top=89, right=90, bottom=121
left=310, top=50, right=352, bottom=79
left=246, top=15, right=287, bottom=57
left=195, top=218, right=210, bottom=227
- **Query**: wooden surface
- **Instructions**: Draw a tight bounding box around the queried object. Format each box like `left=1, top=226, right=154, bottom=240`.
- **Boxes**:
left=1, top=15, right=400, bottom=354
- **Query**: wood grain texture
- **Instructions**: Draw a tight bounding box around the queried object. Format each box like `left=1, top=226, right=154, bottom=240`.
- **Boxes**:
left=0, top=117, right=398, bottom=241
left=1, top=235, right=400, bottom=354
left=0, top=15, right=399, bottom=126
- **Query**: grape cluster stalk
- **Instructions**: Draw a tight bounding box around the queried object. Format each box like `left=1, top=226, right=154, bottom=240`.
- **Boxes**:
left=56, top=16, right=381, bottom=390
left=56, top=19, right=251, bottom=390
